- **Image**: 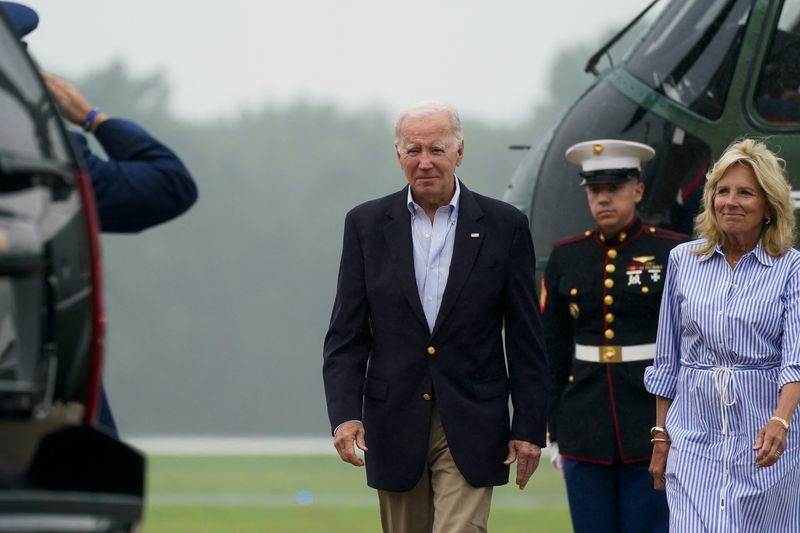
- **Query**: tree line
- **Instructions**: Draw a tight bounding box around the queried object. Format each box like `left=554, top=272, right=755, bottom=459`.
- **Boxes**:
left=77, top=39, right=598, bottom=435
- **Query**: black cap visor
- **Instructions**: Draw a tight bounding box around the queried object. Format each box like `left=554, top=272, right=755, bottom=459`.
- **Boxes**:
left=580, top=168, right=640, bottom=186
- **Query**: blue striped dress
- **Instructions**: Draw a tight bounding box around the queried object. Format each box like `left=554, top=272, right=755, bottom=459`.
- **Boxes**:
left=645, top=239, right=800, bottom=532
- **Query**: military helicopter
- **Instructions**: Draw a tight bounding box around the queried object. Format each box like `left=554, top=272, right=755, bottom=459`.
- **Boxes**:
left=504, top=0, right=800, bottom=265
left=0, top=7, right=143, bottom=532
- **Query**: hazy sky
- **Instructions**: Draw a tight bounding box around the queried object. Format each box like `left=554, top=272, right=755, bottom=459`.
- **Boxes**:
left=25, top=1, right=654, bottom=124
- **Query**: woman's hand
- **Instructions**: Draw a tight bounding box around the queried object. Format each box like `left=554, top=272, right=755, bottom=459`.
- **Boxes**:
left=650, top=397, right=673, bottom=490
left=649, top=441, right=670, bottom=490
left=753, top=418, right=788, bottom=468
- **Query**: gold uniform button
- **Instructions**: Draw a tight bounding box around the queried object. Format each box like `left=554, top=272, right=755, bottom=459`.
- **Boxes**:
left=427, top=346, right=436, bottom=355
left=570, top=288, right=578, bottom=296
left=423, top=393, right=432, bottom=401
left=649, top=226, right=657, bottom=233
left=605, top=329, right=615, bottom=340
left=584, top=230, right=592, bottom=237
left=605, top=313, right=615, bottom=323
left=604, top=279, right=614, bottom=289
left=568, top=375, right=575, bottom=383
left=604, top=295, right=614, bottom=306
left=606, top=264, right=616, bottom=273
left=608, top=249, right=618, bottom=259
left=641, top=286, right=650, bottom=295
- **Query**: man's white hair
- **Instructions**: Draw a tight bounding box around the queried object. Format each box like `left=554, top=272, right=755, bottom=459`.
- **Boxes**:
left=394, top=101, right=463, bottom=147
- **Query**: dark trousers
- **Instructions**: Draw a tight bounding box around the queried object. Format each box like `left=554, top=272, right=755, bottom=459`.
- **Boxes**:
left=563, top=457, right=668, bottom=533
left=97, top=384, right=118, bottom=437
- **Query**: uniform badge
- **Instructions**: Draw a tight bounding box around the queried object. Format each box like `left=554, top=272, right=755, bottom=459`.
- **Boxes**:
left=628, top=256, right=664, bottom=285
left=648, top=265, right=662, bottom=282
left=569, top=303, right=580, bottom=319
left=626, top=267, right=643, bottom=286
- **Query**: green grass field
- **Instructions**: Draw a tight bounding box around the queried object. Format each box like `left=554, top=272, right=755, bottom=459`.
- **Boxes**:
left=143, top=454, right=571, bottom=532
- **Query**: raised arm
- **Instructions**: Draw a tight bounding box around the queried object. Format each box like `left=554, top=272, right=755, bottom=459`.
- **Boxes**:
left=43, top=71, right=197, bottom=233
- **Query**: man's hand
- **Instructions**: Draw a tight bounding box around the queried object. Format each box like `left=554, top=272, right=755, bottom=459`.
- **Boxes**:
left=333, top=420, right=368, bottom=467
left=40, top=71, right=108, bottom=131
left=504, top=439, right=541, bottom=489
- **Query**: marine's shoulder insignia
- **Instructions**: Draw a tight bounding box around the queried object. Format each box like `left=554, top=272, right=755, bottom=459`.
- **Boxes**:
left=554, top=230, right=594, bottom=248
left=646, top=226, right=689, bottom=242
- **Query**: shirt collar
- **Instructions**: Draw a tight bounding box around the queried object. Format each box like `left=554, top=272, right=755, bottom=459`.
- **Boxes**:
left=713, top=240, right=775, bottom=267
left=407, top=177, right=461, bottom=219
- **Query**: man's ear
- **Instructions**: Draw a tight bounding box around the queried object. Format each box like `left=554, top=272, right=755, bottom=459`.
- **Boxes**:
left=456, top=140, right=464, bottom=166
left=633, top=180, right=644, bottom=203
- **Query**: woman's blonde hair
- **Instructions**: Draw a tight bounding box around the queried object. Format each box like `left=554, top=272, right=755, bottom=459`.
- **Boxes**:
left=694, top=138, right=795, bottom=258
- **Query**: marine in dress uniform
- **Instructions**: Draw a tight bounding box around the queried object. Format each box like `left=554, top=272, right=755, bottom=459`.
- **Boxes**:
left=541, top=140, right=685, bottom=532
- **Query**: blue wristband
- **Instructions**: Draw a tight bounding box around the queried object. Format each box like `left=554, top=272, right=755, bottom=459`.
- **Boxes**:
left=83, top=107, right=100, bottom=132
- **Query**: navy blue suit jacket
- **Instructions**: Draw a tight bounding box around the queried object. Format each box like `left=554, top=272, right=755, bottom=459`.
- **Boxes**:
left=72, top=118, right=197, bottom=233
left=323, top=181, right=548, bottom=491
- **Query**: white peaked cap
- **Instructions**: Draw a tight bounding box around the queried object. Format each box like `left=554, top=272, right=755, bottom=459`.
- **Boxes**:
left=565, top=139, right=656, bottom=172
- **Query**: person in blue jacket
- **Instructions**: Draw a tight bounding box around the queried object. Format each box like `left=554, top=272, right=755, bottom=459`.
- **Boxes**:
left=1, top=2, right=197, bottom=233
left=41, top=71, right=198, bottom=234
left=43, top=72, right=197, bottom=433
left=3, top=1, right=198, bottom=433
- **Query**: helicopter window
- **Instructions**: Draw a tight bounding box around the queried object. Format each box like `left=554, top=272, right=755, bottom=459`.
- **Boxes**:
left=754, top=1, right=800, bottom=123
left=528, top=80, right=710, bottom=257
left=624, top=0, right=752, bottom=119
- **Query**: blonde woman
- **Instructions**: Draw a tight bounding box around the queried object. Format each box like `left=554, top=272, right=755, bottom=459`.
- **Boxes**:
left=645, top=139, right=800, bottom=531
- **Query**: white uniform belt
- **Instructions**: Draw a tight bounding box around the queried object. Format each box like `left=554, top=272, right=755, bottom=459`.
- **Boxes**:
left=575, top=343, right=656, bottom=363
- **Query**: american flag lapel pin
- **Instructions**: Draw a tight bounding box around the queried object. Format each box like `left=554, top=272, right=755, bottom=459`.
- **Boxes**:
left=470, top=232, right=480, bottom=238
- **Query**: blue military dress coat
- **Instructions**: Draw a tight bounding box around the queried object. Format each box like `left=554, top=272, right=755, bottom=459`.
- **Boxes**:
left=73, top=118, right=197, bottom=233
left=73, top=118, right=197, bottom=433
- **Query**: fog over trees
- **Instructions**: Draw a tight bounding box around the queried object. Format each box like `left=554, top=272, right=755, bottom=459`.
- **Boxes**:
left=83, top=40, right=599, bottom=436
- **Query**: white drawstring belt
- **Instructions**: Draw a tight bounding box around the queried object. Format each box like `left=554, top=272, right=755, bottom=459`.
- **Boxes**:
left=713, top=366, right=737, bottom=514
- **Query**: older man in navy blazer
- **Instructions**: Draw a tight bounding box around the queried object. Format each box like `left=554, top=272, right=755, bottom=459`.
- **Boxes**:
left=323, top=101, right=548, bottom=532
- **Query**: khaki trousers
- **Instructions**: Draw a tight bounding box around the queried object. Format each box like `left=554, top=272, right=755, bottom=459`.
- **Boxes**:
left=378, top=405, right=493, bottom=533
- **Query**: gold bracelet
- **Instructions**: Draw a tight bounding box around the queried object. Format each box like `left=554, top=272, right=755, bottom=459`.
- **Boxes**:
left=770, top=416, right=789, bottom=431
left=650, top=425, right=669, bottom=438
left=651, top=437, right=671, bottom=444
